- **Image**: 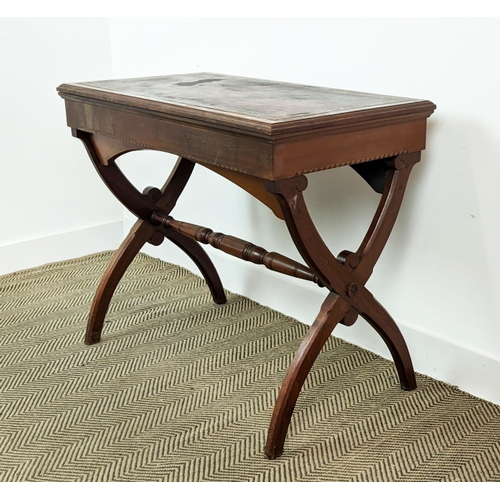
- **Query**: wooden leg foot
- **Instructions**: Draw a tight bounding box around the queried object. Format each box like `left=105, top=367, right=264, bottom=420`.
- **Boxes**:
left=265, top=293, right=351, bottom=459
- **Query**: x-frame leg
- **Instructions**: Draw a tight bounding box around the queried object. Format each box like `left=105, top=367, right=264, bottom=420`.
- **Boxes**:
left=264, top=152, right=420, bottom=458
left=75, top=131, right=226, bottom=345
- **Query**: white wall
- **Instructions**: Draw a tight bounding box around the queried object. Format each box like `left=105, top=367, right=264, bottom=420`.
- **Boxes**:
left=108, top=17, right=500, bottom=405
left=0, top=18, right=123, bottom=274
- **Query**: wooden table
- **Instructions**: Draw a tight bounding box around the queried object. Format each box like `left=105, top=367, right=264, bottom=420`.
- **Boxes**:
left=57, top=73, right=436, bottom=458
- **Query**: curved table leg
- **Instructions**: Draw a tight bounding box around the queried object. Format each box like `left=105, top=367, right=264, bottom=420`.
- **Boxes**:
left=356, top=293, right=416, bottom=390
left=265, top=154, right=420, bottom=456
left=164, top=228, right=227, bottom=304
left=265, top=293, right=351, bottom=459
left=86, top=220, right=155, bottom=345
left=75, top=130, right=226, bottom=342
left=86, top=223, right=226, bottom=345
left=266, top=156, right=417, bottom=392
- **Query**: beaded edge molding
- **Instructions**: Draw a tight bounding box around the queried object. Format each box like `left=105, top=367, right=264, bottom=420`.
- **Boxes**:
left=298, top=150, right=410, bottom=175
left=88, top=130, right=409, bottom=178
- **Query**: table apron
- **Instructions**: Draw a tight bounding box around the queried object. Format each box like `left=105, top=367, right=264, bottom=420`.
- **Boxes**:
left=64, top=98, right=428, bottom=181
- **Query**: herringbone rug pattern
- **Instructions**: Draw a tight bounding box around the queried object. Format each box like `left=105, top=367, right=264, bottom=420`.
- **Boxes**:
left=1, top=251, right=500, bottom=481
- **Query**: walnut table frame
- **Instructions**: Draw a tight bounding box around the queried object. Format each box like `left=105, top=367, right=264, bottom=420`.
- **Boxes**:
left=57, top=73, right=436, bottom=459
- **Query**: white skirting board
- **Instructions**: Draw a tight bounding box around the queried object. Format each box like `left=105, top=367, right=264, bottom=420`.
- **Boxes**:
left=137, top=224, right=500, bottom=407
left=0, top=221, right=124, bottom=277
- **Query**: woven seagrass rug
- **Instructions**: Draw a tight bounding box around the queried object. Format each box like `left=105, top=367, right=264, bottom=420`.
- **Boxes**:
left=1, top=251, right=500, bottom=482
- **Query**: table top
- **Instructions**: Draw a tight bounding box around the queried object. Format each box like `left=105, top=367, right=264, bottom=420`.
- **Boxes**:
left=57, top=72, right=435, bottom=137
left=58, top=73, right=435, bottom=180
